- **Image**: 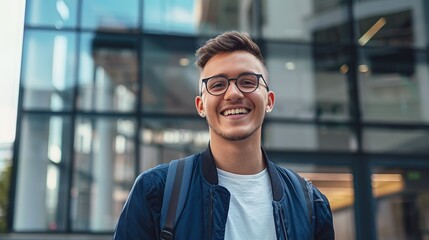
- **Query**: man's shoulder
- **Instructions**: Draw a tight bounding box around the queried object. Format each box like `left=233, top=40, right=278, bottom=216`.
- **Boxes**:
left=134, top=163, right=169, bottom=192
left=135, top=153, right=201, bottom=191
left=142, top=163, right=170, bottom=177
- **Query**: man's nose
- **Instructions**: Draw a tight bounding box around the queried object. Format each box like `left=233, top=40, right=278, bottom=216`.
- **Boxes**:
left=224, top=80, right=244, bottom=99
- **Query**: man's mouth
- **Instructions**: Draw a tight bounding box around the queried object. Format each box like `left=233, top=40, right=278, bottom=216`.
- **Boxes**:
left=222, top=108, right=250, bottom=116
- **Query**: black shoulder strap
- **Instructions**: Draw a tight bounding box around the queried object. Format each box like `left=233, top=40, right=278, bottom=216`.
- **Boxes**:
left=290, top=171, right=313, bottom=225
left=160, top=156, right=194, bottom=240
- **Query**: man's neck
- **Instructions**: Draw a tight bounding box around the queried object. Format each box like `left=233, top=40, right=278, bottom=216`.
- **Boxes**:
left=209, top=133, right=265, bottom=175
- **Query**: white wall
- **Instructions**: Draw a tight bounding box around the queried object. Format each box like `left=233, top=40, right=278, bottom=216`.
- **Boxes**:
left=0, top=0, right=26, bottom=144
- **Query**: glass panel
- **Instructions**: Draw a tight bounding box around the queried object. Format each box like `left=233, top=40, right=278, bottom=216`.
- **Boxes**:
left=25, top=0, right=78, bottom=28
left=354, top=0, right=428, bottom=48
left=279, top=164, right=356, bottom=240
left=72, top=117, right=136, bottom=231
left=265, top=43, right=350, bottom=120
left=359, top=49, right=429, bottom=123
left=266, top=43, right=349, bottom=120
left=77, top=33, right=138, bottom=112
left=143, top=0, right=255, bottom=35
left=21, top=30, right=76, bottom=111
left=14, top=114, right=72, bottom=231
left=313, top=46, right=351, bottom=120
left=142, top=36, right=199, bottom=114
left=140, top=118, right=208, bottom=172
left=264, top=123, right=356, bottom=151
left=262, top=0, right=350, bottom=43
left=363, top=128, right=429, bottom=154
left=81, top=0, right=139, bottom=31
left=265, top=43, right=315, bottom=119
left=372, top=167, right=429, bottom=240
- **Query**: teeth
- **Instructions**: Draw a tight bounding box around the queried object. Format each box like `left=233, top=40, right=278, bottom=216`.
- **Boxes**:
left=223, top=108, right=249, bottom=116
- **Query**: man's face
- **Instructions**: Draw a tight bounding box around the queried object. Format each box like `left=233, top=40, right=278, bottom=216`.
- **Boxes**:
left=195, top=50, right=275, bottom=141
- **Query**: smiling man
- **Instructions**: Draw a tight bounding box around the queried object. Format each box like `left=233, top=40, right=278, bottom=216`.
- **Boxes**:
left=114, top=31, right=334, bottom=240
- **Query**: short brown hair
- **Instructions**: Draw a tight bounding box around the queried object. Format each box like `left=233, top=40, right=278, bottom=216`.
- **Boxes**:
left=195, top=31, right=264, bottom=69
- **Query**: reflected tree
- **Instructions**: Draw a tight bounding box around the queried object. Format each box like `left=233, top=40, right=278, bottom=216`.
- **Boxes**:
left=0, top=163, right=11, bottom=232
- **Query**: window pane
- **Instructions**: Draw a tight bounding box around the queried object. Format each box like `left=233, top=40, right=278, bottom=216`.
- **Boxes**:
left=359, top=49, right=429, bottom=123
left=21, top=30, right=76, bottom=111
left=142, top=37, right=199, bottom=114
left=313, top=46, right=351, bottom=120
left=81, top=0, right=139, bottom=31
left=262, top=0, right=350, bottom=43
left=264, top=123, right=356, bottom=152
left=77, top=33, right=138, bottom=112
left=363, top=128, right=429, bottom=154
left=14, top=114, right=72, bottom=231
left=140, top=118, right=208, bottom=172
left=372, top=167, right=429, bottom=240
left=72, top=117, right=136, bottom=231
left=143, top=0, right=255, bottom=35
left=279, top=164, right=355, bottom=240
left=354, top=0, right=428, bottom=48
left=266, top=43, right=315, bottom=119
left=266, top=44, right=350, bottom=120
left=25, top=0, right=78, bottom=28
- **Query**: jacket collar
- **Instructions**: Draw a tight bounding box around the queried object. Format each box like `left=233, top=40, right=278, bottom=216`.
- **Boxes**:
left=201, top=144, right=284, bottom=201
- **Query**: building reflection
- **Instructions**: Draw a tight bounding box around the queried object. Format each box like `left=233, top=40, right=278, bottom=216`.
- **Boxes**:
left=6, top=0, right=429, bottom=239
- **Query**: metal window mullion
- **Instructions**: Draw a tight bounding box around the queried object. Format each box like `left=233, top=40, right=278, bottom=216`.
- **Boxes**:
left=346, top=0, right=377, bottom=240
left=64, top=0, right=84, bottom=233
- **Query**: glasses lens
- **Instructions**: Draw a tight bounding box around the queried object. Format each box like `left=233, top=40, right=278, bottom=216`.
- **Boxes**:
left=206, top=77, right=228, bottom=95
left=237, top=74, right=259, bottom=92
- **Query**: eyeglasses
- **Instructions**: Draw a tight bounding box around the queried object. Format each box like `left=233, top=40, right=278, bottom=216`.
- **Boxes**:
left=201, top=73, right=269, bottom=96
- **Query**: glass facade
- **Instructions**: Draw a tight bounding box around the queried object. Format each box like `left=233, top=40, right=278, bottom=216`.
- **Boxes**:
left=72, top=117, right=136, bottom=231
left=21, top=30, right=77, bottom=111
left=14, top=114, right=73, bottom=231
left=7, top=0, right=429, bottom=239
left=141, top=36, right=198, bottom=113
left=372, top=166, right=429, bottom=240
left=77, top=33, right=139, bottom=112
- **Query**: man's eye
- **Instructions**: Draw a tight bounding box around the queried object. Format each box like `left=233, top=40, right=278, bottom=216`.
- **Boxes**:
left=210, top=80, right=227, bottom=89
left=239, top=79, right=257, bottom=87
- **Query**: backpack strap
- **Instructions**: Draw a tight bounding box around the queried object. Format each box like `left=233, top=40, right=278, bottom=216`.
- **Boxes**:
left=290, top=171, right=314, bottom=225
left=160, top=156, right=194, bottom=240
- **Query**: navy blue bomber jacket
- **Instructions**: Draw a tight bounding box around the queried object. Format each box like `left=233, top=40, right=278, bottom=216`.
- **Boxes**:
left=114, top=146, right=334, bottom=240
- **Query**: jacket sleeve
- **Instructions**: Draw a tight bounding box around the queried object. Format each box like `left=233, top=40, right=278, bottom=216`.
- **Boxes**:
left=114, top=172, right=161, bottom=240
left=312, top=185, right=335, bottom=240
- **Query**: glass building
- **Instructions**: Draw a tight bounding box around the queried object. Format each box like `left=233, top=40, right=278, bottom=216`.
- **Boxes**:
left=3, top=0, right=429, bottom=239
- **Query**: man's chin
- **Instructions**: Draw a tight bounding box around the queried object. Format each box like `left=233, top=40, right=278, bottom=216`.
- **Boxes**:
left=221, top=133, right=251, bottom=141
left=210, top=125, right=261, bottom=142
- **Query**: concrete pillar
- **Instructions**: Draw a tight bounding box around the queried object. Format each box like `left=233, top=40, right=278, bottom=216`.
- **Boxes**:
left=14, top=116, right=48, bottom=230
left=90, top=66, right=114, bottom=230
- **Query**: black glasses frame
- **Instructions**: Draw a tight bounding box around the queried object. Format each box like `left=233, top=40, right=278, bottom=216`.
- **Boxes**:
left=200, top=73, right=269, bottom=96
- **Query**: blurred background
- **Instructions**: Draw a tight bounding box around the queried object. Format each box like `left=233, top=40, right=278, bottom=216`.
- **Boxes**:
left=1, top=0, right=429, bottom=239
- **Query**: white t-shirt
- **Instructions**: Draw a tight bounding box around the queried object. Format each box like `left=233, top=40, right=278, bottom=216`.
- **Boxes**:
left=217, top=168, right=277, bottom=240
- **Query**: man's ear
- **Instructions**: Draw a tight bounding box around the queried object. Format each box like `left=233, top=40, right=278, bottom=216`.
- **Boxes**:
left=266, top=91, right=275, bottom=113
left=195, top=95, right=205, bottom=117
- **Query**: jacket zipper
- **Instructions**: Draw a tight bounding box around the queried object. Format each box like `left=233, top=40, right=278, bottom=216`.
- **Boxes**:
left=277, top=203, right=288, bottom=240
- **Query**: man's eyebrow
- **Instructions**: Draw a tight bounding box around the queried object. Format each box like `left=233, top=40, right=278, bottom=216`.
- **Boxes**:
left=238, top=71, right=257, bottom=76
left=202, top=73, right=228, bottom=79
left=204, top=71, right=258, bottom=79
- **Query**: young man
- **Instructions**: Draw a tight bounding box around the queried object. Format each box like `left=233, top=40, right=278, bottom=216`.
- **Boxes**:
left=114, top=31, right=334, bottom=240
